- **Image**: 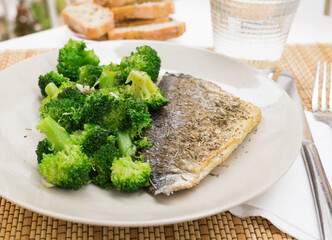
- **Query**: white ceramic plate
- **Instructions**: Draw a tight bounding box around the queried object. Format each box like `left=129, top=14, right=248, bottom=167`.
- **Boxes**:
left=0, top=40, right=302, bottom=226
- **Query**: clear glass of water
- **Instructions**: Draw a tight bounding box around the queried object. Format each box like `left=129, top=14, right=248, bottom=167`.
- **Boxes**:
left=210, top=0, right=300, bottom=76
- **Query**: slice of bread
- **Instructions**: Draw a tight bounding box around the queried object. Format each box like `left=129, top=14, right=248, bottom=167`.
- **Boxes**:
left=94, top=0, right=163, bottom=8
left=115, top=16, right=171, bottom=28
left=108, top=20, right=185, bottom=40
left=62, top=2, right=114, bottom=39
left=93, top=0, right=109, bottom=6
left=112, top=0, right=175, bottom=21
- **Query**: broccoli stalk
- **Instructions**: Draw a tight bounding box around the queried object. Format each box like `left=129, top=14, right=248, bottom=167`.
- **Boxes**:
left=44, top=82, right=59, bottom=99
left=35, top=138, right=53, bottom=164
left=126, top=70, right=169, bottom=110
left=36, top=116, right=70, bottom=150
left=36, top=116, right=92, bottom=190
left=116, top=130, right=137, bottom=157
left=111, top=155, right=151, bottom=192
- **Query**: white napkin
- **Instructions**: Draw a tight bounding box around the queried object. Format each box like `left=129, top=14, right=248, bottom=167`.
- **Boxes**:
left=230, top=111, right=332, bottom=240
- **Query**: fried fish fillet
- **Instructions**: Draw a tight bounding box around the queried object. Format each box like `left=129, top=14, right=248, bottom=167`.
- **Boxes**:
left=144, top=73, right=261, bottom=195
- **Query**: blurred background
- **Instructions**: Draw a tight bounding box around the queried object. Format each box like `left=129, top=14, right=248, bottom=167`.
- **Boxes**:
left=0, top=0, right=330, bottom=41
left=0, top=0, right=87, bottom=40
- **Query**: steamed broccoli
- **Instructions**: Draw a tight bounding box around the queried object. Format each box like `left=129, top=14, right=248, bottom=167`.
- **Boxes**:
left=57, top=39, right=100, bottom=81
left=57, top=86, right=86, bottom=104
left=35, top=41, right=167, bottom=193
left=110, top=155, right=151, bottom=192
left=39, top=81, right=79, bottom=113
left=81, top=91, right=152, bottom=135
left=38, top=71, right=69, bottom=97
left=35, top=138, right=53, bottom=164
left=111, top=45, right=161, bottom=84
left=126, top=98, right=152, bottom=137
left=81, top=91, right=152, bottom=158
left=74, top=124, right=110, bottom=157
left=40, top=98, right=83, bottom=132
left=116, top=130, right=137, bottom=157
left=91, top=143, right=121, bottom=189
left=134, top=137, right=153, bottom=150
left=98, top=66, right=117, bottom=89
left=36, top=116, right=92, bottom=190
left=81, top=92, right=128, bottom=133
left=44, top=82, right=59, bottom=99
left=77, top=64, right=102, bottom=87
left=126, top=70, right=169, bottom=110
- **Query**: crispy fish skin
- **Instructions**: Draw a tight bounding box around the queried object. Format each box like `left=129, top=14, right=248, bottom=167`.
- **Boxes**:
left=144, top=73, right=261, bottom=195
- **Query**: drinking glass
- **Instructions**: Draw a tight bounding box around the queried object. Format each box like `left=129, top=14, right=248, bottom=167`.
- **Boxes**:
left=210, top=0, right=300, bottom=76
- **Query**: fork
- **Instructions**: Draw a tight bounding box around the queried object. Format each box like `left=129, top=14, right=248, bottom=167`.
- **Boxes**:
left=312, top=61, right=332, bottom=127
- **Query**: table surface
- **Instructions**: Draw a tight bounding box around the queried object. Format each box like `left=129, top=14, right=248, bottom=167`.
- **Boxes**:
left=1, top=41, right=329, bottom=240
left=0, top=0, right=332, bottom=50
left=0, top=1, right=331, bottom=239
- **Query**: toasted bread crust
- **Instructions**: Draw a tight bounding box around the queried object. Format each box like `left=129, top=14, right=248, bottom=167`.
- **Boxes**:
left=111, top=1, right=174, bottom=20
left=115, top=17, right=171, bottom=28
left=94, top=0, right=164, bottom=8
left=93, top=0, right=109, bottom=6
left=108, top=21, right=185, bottom=40
left=62, top=2, right=114, bottom=39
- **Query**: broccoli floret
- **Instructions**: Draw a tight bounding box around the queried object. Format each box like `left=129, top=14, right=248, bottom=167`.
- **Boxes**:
left=36, top=116, right=92, bottom=190
left=35, top=138, right=53, bottom=164
left=126, top=98, right=152, bottom=137
left=98, top=66, right=117, bottom=89
left=112, top=45, right=161, bottom=84
left=40, top=98, right=83, bottom=132
left=82, top=90, right=152, bottom=134
left=81, top=92, right=128, bottom=133
left=39, top=81, right=78, bottom=112
left=38, top=71, right=69, bottom=97
left=57, top=87, right=86, bottom=104
left=110, top=155, right=151, bottom=192
left=126, top=70, right=169, bottom=110
left=58, top=80, right=77, bottom=91
left=77, top=124, right=110, bottom=157
left=98, top=85, right=129, bottom=99
left=57, top=39, right=100, bottom=81
left=91, top=143, right=121, bottom=189
left=134, top=137, right=153, bottom=150
left=39, top=144, right=91, bottom=190
left=77, top=64, right=102, bottom=87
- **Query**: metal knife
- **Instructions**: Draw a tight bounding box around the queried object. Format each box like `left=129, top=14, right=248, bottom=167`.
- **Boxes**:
left=276, top=72, right=332, bottom=240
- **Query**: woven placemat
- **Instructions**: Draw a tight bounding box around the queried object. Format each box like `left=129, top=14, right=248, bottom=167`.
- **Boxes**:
left=1, top=43, right=330, bottom=240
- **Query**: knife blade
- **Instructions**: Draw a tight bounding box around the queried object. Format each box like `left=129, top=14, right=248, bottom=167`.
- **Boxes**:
left=276, top=72, right=332, bottom=240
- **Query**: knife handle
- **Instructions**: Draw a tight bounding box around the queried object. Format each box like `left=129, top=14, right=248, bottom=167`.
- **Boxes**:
left=302, top=141, right=332, bottom=240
